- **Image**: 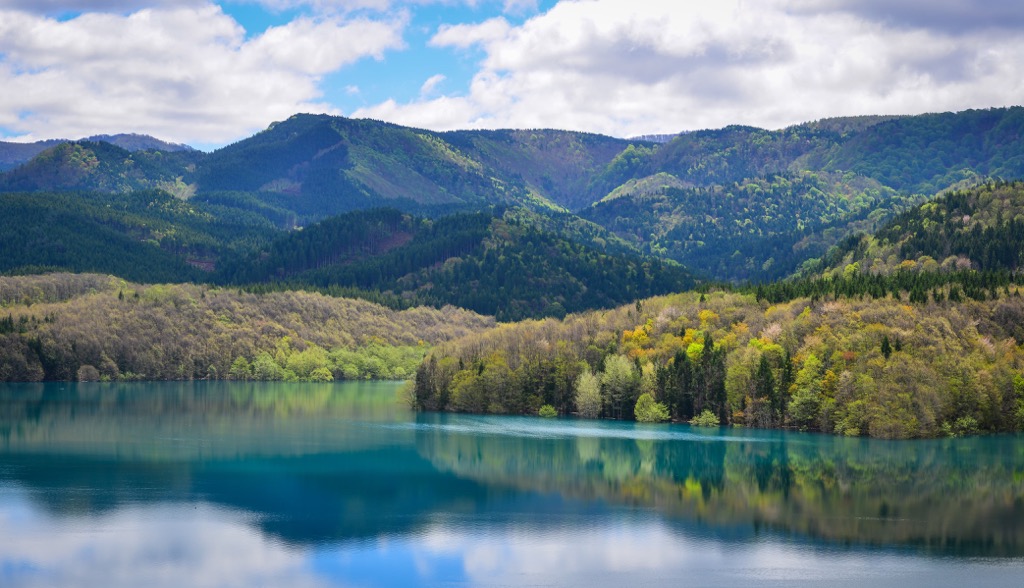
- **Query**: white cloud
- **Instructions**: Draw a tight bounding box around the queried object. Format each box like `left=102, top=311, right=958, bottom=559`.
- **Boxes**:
left=502, top=0, right=537, bottom=14
left=419, top=73, right=446, bottom=96
left=0, top=4, right=405, bottom=146
left=411, top=521, right=925, bottom=586
left=355, top=0, right=1024, bottom=136
left=787, top=0, right=1024, bottom=34
left=236, top=0, right=538, bottom=15
left=0, top=1, right=203, bottom=13
left=243, top=15, right=403, bottom=74
left=431, top=17, right=512, bottom=49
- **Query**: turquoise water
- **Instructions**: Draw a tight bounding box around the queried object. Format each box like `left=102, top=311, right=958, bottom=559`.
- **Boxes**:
left=1, top=380, right=1023, bottom=587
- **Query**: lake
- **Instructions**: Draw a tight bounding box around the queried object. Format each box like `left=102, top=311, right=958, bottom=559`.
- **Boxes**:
left=1, top=380, right=1023, bottom=587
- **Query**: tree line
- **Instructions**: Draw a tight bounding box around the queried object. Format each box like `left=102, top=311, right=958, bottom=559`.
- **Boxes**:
left=412, top=288, right=1024, bottom=439
left=0, top=274, right=494, bottom=382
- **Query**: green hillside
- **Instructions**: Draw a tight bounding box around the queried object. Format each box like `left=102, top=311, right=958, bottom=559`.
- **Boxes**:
left=0, top=190, right=275, bottom=282
left=441, top=128, right=640, bottom=210
left=573, top=107, right=1024, bottom=282
left=595, top=108, right=1024, bottom=193
left=0, top=141, right=200, bottom=196
left=582, top=171, right=917, bottom=281
left=810, top=180, right=1024, bottom=278
left=194, top=114, right=636, bottom=220
left=226, top=207, right=695, bottom=321
left=0, top=139, right=62, bottom=172
left=744, top=182, right=1024, bottom=338
left=818, top=109, right=1024, bottom=194
left=0, top=188, right=695, bottom=320
left=0, top=274, right=493, bottom=382
left=0, top=134, right=192, bottom=172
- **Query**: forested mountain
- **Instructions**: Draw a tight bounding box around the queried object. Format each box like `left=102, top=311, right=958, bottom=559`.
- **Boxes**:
left=0, top=189, right=692, bottom=320
left=0, top=133, right=193, bottom=173
left=0, top=190, right=276, bottom=282
left=0, top=141, right=201, bottom=196
left=0, top=139, right=62, bottom=172
left=2, top=106, right=1023, bottom=309
left=581, top=171, right=918, bottom=281
left=408, top=173, right=1024, bottom=438
left=577, top=108, right=1024, bottom=281
left=439, top=128, right=638, bottom=211
left=4, top=108, right=1020, bottom=210
left=83, top=133, right=194, bottom=153
left=225, top=207, right=695, bottom=321
left=750, top=180, right=1024, bottom=306
left=193, top=114, right=640, bottom=220
left=611, top=109, right=1024, bottom=194
left=3, top=108, right=1024, bottom=440
left=0, top=116, right=639, bottom=220
left=809, top=180, right=1024, bottom=278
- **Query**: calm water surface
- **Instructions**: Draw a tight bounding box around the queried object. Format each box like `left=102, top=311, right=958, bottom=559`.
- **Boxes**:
left=1, top=381, right=1023, bottom=587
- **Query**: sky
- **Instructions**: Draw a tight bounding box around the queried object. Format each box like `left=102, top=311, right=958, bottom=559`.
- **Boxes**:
left=0, top=0, right=1022, bottom=150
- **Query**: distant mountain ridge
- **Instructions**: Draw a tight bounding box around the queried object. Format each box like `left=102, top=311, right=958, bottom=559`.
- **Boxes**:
left=627, top=133, right=680, bottom=143
left=0, top=141, right=202, bottom=195
left=2, top=106, right=1023, bottom=286
left=83, top=133, right=194, bottom=153
left=0, top=133, right=193, bottom=172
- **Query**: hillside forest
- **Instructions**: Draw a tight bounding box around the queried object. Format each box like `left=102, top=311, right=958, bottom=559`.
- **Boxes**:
left=414, top=288, right=1024, bottom=439
left=2, top=107, right=1024, bottom=438
left=0, top=274, right=493, bottom=383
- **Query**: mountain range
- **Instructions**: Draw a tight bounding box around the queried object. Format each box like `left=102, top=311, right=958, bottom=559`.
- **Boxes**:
left=1, top=106, right=1023, bottom=316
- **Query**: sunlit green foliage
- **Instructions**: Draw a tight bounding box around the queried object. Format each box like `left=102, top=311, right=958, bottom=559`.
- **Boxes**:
left=414, top=288, right=1024, bottom=438
left=0, top=274, right=493, bottom=382
left=574, top=368, right=602, bottom=419
left=689, top=410, right=720, bottom=427
left=634, top=393, right=670, bottom=423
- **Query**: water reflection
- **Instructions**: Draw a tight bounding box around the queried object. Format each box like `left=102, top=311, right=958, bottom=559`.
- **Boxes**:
left=3, top=488, right=1023, bottom=588
left=413, top=413, right=1024, bottom=555
left=1, top=382, right=1024, bottom=586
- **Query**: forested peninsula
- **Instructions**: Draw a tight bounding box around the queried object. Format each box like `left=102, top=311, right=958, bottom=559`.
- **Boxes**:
left=414, top=288, right=1024, bottom=439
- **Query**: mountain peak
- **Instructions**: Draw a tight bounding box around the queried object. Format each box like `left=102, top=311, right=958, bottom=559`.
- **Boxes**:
left=83, top=133, right=194, bottom=153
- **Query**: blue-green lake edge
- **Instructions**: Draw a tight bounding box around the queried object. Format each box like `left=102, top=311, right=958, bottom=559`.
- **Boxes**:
left=2, top=380, right=1023, bottom=587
